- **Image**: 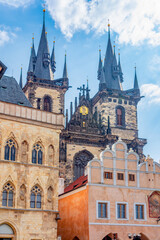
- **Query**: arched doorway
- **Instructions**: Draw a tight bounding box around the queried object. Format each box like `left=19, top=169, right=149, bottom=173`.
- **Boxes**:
left=102, top=233, right=118, bottom=240
left=0, top=223, right=15, bottom=239
left=73, top=150, right=94, bottom=181
left=73, top=237, right=80, bottom=240
left=140, top=233, right=150, bottom=240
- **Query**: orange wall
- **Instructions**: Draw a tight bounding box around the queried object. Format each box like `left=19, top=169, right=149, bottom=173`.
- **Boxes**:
left=58, top=187, right=89, bottom=240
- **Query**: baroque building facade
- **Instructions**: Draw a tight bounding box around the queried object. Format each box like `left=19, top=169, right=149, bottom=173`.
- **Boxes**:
left=58, top=139, right=160, bottom=240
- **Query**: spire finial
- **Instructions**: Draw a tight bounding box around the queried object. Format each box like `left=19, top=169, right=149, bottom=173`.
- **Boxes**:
left=43, top=4, right=46, bottom=25
left=108, top=19, right=110, bottom=38
left=63, top=52, right=68, bottom=78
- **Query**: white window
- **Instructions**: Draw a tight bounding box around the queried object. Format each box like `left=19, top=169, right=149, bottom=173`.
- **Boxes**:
left=116, top=202, right=129, bottom=220
left=134, top=203, right=146, bottom=221
left=97, top=201, right=110, bottom=219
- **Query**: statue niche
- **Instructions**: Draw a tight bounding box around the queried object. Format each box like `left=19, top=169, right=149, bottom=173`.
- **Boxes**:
left=21, top=141, right=28, bottom=163
left=19, top=184, right=26, bottom=208
left=73, top=150, right=94, bottom=181
left=48, top=145, right=55, bottom=166
left=47, top=186, right=54, bottom=209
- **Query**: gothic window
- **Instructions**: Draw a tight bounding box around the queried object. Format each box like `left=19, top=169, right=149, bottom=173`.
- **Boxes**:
left=43, top=96, right=52, bottom=112
left=4, top=139, right=16, bottom=161
left=116, top=106, right=125, bottom=127
left=30, top=185, right=42, bottom=209
left=37, top=98, right=41, bottom=109
left=73, top=150, right=94, bottom=181
left=32, top=143, right=43, bottom=164
left=2, top=182, right=14, bottom=207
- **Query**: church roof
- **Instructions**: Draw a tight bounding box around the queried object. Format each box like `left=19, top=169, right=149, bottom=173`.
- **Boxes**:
left=0, top=75, right=32, bottom=107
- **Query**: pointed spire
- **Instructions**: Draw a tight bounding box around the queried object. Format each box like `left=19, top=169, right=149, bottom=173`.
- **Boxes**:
left=97, top=48, right=102, bottom=80
left=28, top=35, right=36, bottom=73
left=19, top=67, right=23, bottom=89
left=51, top=41, right=56, bottom=73
left=86, top=79, right=90, bottom=100
left=34, top=8, right=53, bottom=80
left=134, top=66, right=139, bottom=89
left=63, top=53, right=68, bottom=78
left=103, top=21, right=121, bottom=90
left=112, top=41, right=117, bottom=66
left=118, top=51, right=123, bottom=83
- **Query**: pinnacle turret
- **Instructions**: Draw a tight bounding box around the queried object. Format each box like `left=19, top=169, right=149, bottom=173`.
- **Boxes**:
left=63, top=53, right=68, bottom=78
left=97, top=49, right=102, bottom=80
left=28, top=36, right=36, bottom=73
left=51, top=41, right=56, bottom=74
left=118, top=52, right=123, bottom=83
left=134, top=66, right=139, bottom=90
left=19, top=67, right=23, bottom=89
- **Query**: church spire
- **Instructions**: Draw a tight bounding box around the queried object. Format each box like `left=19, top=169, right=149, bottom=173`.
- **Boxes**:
left=103, top=22, right=121, bottom=90
left=134, top=66, right=139, bottom=90
left=19, top=67, right=23, bottom=89
left=97, top=49, right=102, bottom=80
left=63, top=53, right=68, bottom=78
left=34, top=8, right=53, bottom=80
left=51, top=41, right=56, bottom=73
left=28, top=35, right=36, bottom=73
left=86, top=79, right=90, bottom=100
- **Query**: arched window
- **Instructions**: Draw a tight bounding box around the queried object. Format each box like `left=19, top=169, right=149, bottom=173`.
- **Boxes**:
left=73, top=150, right=94, bottom=181
left=0, top=223, right=14, bottom=237
left=2, top=182, right=14, bottom=207
left=4, top=139, right=16, bottom=161
left=116, top=106, right=125, bottom=127
left=30, top=185, right=42, bottom=209
left=32, top=143, right=43, bottom=164
left=43, top=96, right=52, bottom=112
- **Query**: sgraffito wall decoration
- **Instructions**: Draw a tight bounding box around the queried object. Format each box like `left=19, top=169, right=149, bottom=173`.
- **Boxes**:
left=148, top=191, right=160, bottom=218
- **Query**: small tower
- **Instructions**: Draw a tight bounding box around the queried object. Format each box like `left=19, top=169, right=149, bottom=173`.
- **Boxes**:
left=19, top=67, right=23, bottom=89
left=63, top=53, right=68, bottom=78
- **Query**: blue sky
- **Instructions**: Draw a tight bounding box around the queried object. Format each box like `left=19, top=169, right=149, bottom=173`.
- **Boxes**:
left=0, top=0, right=160, bottom=162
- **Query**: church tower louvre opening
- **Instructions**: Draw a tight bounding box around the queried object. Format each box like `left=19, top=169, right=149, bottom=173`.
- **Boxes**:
left=59, top=23, right=147, bottom=187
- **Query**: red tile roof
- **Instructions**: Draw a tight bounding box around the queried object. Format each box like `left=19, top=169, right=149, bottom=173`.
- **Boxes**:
left=64, top=175, right=88, bottom=194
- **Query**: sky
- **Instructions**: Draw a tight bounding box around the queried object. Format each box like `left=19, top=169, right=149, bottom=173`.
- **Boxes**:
left=0, top=0, right=160, bottom=162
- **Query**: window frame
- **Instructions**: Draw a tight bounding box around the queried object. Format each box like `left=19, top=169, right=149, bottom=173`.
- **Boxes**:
left=117, top=173, right=124, bottom=180
left=116, top=106, right=125, bottom=127
left=134, top=203, right=147, bottom=221
left=96, top=200, right=110, bottom=220
left=104, top=172, right=113, bottom=179
left=116, top=202, right=129, bottom=220
left=129, top=174, right=135, bottom=181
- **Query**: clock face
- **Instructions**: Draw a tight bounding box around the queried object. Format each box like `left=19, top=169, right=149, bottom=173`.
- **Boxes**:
left=80, top=105, right=89, bottom=115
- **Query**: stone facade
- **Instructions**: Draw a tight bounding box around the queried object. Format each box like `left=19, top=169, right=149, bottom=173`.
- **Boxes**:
left=0, top=101, right=64, bottom=239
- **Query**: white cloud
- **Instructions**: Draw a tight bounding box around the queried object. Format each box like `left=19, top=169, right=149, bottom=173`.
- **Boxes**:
left=141, top=84, right=160, bottom=104
left=45, top=0, right=160, bottom=45
left=0, top=0, right=33, bottom=7
left=0, top=26, right=16, bottom=46
left=149, top=55, right=160, bottom=72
